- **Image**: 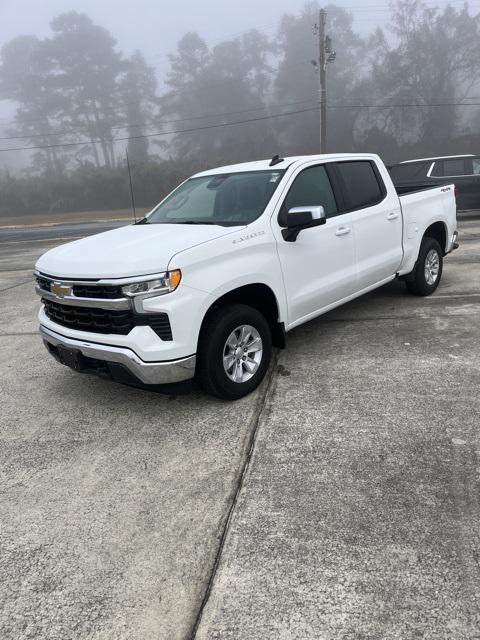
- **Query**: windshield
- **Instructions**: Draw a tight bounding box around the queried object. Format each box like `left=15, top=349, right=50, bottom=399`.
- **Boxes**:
left=145, top=170, right=285, bottom=226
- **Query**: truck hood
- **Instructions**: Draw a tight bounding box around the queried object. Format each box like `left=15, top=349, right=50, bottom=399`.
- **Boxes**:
left=35, top=223, right=242, bottom=279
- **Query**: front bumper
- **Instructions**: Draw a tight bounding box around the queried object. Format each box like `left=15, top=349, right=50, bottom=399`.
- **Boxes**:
left=40, top=325, right=196, bottom=386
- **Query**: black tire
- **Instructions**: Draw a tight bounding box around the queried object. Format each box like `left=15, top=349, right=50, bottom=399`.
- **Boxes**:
left=197, top=303, right=272, bottom=400
left=405, top=237, right=443, bottom=296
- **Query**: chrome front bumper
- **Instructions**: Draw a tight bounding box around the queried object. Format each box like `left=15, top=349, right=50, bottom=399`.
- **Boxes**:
left=40, top=325, right=196, bottom=386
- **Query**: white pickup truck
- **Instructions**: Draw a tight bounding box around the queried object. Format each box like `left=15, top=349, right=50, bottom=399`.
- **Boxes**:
left=35, top=153, right=458, bottom=399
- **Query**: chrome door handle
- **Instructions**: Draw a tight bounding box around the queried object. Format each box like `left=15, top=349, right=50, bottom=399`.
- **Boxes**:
left=335, top=226, right=351, bottom=236
left=387, top=212, right=399, bottom=220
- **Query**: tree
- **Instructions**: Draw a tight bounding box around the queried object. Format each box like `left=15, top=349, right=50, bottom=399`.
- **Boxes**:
left=46, top=12, right=125, bottom=168
left=0, top=35, right=68, bottom=176
left=161, top=30, right=276, bottom=164
left=119, top=51, right=158, bottom=166
left=365, top=0, right=480, bottom=152
left=0, top=13, right=127, bottom=173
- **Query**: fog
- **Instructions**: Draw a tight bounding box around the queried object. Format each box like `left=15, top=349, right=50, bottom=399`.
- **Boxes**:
left=1, top=0, right=479, bottom=216
left=0, top=0, right=386, bottom=62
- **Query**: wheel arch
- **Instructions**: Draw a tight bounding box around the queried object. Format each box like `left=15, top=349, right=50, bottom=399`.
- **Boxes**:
left=198, top=283, right=286, bottom=348
left=423, top=220, right=448, bottom=254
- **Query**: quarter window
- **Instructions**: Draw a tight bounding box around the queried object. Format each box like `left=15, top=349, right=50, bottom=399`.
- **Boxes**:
left=335, top=161, right=385, bottom=210
left=280, top=165, right=337, bottom=224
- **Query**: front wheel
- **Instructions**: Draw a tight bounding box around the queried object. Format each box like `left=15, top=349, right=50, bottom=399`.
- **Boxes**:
left=405, top=237, right=443, bottom=296
left=197, top=304, right=272, bottom=399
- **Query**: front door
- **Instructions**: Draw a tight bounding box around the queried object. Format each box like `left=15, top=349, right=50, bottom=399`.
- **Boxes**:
left=272, top=163, right=356, bottom=328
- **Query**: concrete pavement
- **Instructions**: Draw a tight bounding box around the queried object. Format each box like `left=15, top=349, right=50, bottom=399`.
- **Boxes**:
left=0, top=281, right=273, bottom=639
left=195, top=218, right=480, bottom=639
left=0, top=215, right=479, bottom=639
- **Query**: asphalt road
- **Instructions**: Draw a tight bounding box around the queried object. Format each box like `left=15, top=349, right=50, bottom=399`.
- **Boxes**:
left=1, top=214, right=479, bottom=639
left=0, top=221, right=126, bottom=272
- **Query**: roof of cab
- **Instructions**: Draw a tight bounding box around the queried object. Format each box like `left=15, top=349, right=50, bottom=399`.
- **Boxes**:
left=192, top=153, right=381, bottom=177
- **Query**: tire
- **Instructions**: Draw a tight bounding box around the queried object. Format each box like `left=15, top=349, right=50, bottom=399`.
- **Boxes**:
left=405, top=237, right=443, bottom=296
left=197, top=303, right=272, bottom=400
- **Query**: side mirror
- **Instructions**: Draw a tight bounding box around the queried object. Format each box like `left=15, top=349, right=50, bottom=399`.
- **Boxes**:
left=282, top=206, right=326, bottom=241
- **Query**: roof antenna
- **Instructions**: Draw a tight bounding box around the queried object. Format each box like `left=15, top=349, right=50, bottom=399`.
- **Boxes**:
left=125, top=147, right=137, bottom=224
left=269, top=154, right=284, bottom=167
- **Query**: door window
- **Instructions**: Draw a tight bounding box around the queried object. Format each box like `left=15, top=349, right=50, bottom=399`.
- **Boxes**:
left=280, top=165, right=337, bottom=224
left=335, top=161, right=385, bottom=211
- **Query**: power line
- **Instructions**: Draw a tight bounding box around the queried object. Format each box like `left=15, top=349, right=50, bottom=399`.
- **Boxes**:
left=143, top=20, right=281, bottom=62
left=0, top=60, right=310, bottom=130
left=0, top=98, right=317, bottom=142
left=3, top=100, right=480, bottom=152
left=327, top=102, right=480, bottom=108
left=0, top=106, right=320, bottom=153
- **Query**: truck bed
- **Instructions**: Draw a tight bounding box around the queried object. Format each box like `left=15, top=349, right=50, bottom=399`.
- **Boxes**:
left=397, top=182, right=456, bottom=275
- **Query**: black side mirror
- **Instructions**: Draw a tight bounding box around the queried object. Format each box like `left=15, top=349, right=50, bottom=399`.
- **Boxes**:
left=282, top=206, right=326, bottom=242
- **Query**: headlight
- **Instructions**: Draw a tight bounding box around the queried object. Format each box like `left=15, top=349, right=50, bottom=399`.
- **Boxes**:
left=121, top=270, right=181, bottom=297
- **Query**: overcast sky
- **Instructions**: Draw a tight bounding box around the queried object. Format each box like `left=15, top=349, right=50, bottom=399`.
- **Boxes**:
left=0, top=0, right=474, bottom=90
left=0, top=0, right=467, bottom=170
left=0, top=0, right=380, bottom=170
left=0, top=0, right=389, bottom=71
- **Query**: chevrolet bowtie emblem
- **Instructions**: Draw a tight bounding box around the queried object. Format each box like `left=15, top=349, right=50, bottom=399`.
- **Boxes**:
left=51, top=282, right=72, bottom=298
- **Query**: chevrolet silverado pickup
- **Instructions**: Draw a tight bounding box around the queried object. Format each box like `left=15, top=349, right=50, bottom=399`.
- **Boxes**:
left=35, top=153, right=458, bottom=399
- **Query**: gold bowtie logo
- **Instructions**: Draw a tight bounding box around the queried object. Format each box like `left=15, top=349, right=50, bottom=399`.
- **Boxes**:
left=51, top=282, right=72, bottom=298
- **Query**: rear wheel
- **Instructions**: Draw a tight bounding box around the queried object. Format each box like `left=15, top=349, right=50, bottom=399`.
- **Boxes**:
left=405, top=237, right=443, bottom=296
left=197, top=304, right=272, bottom=399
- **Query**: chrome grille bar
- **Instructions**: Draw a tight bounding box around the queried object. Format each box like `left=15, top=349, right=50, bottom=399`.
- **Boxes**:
left=34, top=271, right=131, bottom=311
left=35, top=286, right=131, bottom=310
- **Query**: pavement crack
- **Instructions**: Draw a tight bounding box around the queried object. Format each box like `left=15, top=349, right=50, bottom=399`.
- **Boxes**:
left=0, top=332, right=38, bottom=337
left=188, top=350, right=280, bottom=640
left=319, top=309, right=480, bottom=324
left=0, top=280, right=32, bottom=293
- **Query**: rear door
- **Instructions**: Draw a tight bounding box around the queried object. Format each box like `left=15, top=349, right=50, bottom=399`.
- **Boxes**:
left=332, top=160, right=403, bottom=290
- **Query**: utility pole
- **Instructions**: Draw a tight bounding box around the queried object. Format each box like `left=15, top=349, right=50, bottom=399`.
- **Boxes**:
left=318, top=8, right=327, bottom=153
left=315, top=9, right=335, bottom=153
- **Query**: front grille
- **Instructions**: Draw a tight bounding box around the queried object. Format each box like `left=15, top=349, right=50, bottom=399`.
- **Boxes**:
left=35, top=275, right=122, bottom=299
left=71, top=284, right=123, bottom=299
left=43, top=299, right=172, bottom=340
left=36, top=276, right=51, bottom=292
left=43, top=299, right=134, bottom=334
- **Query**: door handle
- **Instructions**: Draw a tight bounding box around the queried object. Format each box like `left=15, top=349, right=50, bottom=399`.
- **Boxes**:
left=387, top=212, right=399, bottom=220
left=335, top=226, right=351, bottom=236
